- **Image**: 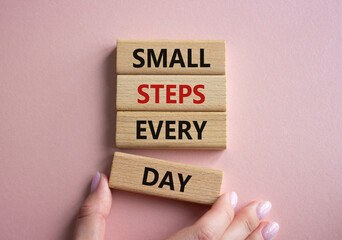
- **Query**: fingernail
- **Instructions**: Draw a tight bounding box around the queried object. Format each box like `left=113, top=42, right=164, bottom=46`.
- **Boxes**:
left=90, top=171, right=101, bottom=193
left=229, top=192, right=238, bottom=208
left=256, top=201, right=272, bottom=219
left=262, top=222, right=279, bottom=240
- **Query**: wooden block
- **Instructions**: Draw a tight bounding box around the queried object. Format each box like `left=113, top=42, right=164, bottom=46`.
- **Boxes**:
left=109, top=152, right=223, bottom=205
left=116, top=111, right=226, bottom=149
left=116, top=40, right=225, bottom=75
left=116, top=75, right=226, bottom=112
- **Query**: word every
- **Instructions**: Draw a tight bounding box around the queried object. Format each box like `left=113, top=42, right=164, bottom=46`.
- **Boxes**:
left=133, top=49, right=211, bottom=68
left=138, top=84, right=205, bottom=104
left=137, top=120, right=207, bottom=140
left=142, top=167, right=192, bottom=192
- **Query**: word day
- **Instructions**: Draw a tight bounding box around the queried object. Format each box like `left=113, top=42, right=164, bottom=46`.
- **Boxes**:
left=142, top=167, right=192, bottom=192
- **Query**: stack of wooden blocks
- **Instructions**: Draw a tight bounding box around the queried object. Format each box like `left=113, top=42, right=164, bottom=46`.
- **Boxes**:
left=115, top=40, right=227, bottom=149
left=110, top=40, right=227, bottom=204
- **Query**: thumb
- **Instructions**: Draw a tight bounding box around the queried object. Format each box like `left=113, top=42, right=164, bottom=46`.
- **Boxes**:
left=167, top=192, right=237, bottom=240
left=74, top=172, right=112, bottom=240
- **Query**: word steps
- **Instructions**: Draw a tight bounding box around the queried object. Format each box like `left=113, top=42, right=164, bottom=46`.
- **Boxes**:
left=116, top=75, right=226, bottom=111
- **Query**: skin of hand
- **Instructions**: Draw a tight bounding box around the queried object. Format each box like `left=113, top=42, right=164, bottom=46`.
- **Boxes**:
left=73, top=172, right=279, bottom=240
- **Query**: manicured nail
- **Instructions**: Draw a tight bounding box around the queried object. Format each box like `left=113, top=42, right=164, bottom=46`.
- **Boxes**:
left=229, top=192, right=238, bottom=208
left=262, top=222, right=279, bottom=240
left=90, top=171, right=101, bottom=193
left=256, top=201, right=272, bottom=219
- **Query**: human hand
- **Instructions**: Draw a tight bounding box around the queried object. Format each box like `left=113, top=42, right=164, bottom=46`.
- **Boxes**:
left=73, top=172, right=279, bottom=240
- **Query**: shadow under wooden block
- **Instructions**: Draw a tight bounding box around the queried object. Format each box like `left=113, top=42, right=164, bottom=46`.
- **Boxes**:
left=116, top=75, right=226, bottom=112
left=115, top=111, right=226, bottom=149
left=109, top=152, right=223, bottom=205
left=116, top=39, right=226, bottom=75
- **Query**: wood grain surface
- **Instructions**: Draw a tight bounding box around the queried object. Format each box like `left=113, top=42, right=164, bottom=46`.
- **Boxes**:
left=116, top=39, right=225, bottom=75
left=116, top=111, right=226, bottom=149
left=116, top=75, right=226, bottom=111
left=109, top=152, right=223, bottom=205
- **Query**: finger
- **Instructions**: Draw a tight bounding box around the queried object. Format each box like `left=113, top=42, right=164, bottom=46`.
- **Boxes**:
left=246, top=221, right=279, bottom=240
left=74, top=172, right=112, bottom=240
left=167, top=192, right=237, bottom=240
left=221, top=200, right=272, bottom=240
left=245, top=222, right=269, bottom=240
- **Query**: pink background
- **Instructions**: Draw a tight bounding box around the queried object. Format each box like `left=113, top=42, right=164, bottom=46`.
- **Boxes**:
left=0, top=1, right=341, bottom=239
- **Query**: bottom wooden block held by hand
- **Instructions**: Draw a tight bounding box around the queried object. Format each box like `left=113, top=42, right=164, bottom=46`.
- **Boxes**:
left=116, top=111, right=226, bottom=149
left=109, top=152, right=223, bottom=205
